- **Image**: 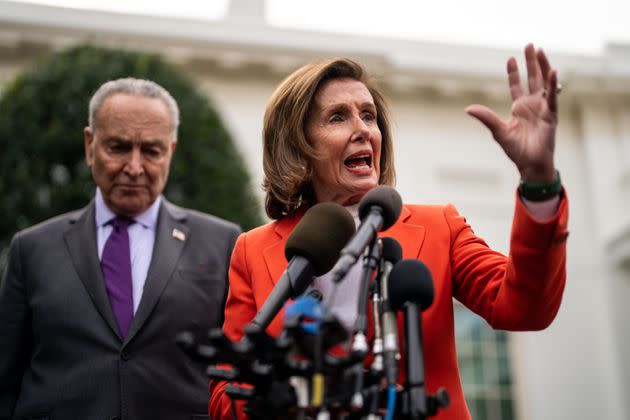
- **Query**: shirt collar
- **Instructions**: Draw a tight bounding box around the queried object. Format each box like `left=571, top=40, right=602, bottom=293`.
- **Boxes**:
left=344, top=203, right=361, bottom=227
left=94, top=187, right=161, bottom=230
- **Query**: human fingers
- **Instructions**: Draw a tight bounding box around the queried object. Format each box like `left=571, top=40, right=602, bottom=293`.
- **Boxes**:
left=507, top=57, right=523, bottom=101
left=525, top=43, right=544, bottom=94
left=465, top=105, right=505, bottom=140
left=537, top=48, right=551, bottom=83
left=547, top=69, right=559, bottom=114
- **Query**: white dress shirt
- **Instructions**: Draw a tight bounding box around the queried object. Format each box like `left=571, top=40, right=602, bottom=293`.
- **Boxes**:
left=94, top=188, right=161, bottom=313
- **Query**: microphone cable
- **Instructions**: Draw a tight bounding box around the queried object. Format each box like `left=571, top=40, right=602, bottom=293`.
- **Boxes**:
left=385, top=384, right=397, bottom=420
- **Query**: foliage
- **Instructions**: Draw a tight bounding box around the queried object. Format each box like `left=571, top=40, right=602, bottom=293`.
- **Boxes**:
left=0, top=45, right=262, bottom=270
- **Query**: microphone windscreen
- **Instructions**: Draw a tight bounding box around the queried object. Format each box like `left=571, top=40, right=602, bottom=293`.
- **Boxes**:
left=381, top=237, right=403, bottom=264
left=388, top=259, right=434, bottom=311
left=285, top=202, right=356, bottom=276
left=358, top=186, right=403, bottom=230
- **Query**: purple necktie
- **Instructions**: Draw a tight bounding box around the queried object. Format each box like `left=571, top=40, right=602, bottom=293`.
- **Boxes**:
left=101, top=216, right=134, bottom=338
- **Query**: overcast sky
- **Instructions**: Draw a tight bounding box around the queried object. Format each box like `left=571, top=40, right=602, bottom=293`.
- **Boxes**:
left=16, top=0, right=630, bottom=56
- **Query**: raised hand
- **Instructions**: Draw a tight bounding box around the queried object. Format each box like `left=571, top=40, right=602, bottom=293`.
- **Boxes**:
left=466, top=43, right=559, bottom=183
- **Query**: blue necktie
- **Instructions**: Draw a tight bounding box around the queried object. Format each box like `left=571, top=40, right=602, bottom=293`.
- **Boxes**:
left=101, top=216, right=134, bottom=338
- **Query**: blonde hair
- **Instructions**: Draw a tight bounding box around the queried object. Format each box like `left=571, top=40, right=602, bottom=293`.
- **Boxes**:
left=262, top=57, right=395, bottom=219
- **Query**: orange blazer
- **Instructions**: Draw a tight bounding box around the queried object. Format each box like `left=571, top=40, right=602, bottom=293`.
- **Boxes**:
left=210, top=192, right=569, bottom=419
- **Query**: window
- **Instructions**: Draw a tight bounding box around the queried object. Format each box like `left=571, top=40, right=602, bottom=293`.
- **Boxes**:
left=455, top=304, right=515, bottom=420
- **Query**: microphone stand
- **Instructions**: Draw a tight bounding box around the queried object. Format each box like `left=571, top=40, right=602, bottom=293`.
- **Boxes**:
left=367, top=251, right=384, bottom=420
left=398, top=303, right=450, bottom=420
left=402, top=302, right=427, bottom=419
left=349, top=236, right=381, bottom=411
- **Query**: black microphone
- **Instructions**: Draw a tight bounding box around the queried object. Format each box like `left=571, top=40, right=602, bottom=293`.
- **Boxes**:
left=331, top=186, right=402, bottom=283
left=389, top=259, right=435, bottom=420
left=379, top=237, right=403, bottom=386
left=250, top=202, right=355, bottom=330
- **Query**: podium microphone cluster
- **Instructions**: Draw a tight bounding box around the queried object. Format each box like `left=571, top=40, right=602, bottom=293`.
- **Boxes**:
left=331, top=186, right=403, bottom=284
left=250, top=202, right=356, bottom=330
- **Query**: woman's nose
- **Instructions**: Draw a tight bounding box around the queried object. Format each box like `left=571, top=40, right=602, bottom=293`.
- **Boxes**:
left=350, top=116, right=370, bottom=142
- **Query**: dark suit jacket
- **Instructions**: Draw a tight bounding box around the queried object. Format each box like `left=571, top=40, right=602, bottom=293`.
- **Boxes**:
left=0, top=198, right=241, bottom=420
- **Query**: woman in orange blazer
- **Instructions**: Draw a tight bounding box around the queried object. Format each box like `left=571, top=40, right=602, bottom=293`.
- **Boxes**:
left=210, top=44, right=568, bottom=419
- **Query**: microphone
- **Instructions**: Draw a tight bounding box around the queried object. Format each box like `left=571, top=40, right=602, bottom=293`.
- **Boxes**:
left=250, top=202, right=355, bottom=330
left=379, top=237, right=403, bottom=386
left=331, top=186, right=403, bottom=283
left=388, top=259, right=435, bottom=420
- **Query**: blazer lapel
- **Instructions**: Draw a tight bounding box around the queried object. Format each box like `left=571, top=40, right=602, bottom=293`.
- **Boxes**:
left=258, top=204, right=425, bottom=347
left=64, top=201, right=121, bottom=338
left=262, top=213, right=302, bottom=286
left=260, top=205, right=426, bottom=285
left=125, top=200, right=188, bottom=344
left=381, top=206, right=426, bottom=260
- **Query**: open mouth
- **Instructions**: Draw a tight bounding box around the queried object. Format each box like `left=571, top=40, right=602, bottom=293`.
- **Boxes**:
left=344, top=153, right=372, bottom=169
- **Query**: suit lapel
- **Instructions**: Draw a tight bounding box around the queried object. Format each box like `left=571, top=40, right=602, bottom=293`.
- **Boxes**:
left=262, top=213, right=302, bottom=286
left=381, top=206, right=426, bottom=260
left=261, top=206, right=427, bottom=285
left=64, top=201, right=121, bottom=338
left=125, top=200, right=188, bottom=344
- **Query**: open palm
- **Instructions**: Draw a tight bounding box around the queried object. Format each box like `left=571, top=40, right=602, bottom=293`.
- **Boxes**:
left=466, top=44, right=559, bottom=183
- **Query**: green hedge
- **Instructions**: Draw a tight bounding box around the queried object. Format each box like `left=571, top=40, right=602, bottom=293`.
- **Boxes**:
left=0, top=45, right=263, bottom=270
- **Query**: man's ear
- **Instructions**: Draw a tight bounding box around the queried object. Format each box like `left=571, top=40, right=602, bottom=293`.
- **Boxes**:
left=84, top=127, right=94, bottom=166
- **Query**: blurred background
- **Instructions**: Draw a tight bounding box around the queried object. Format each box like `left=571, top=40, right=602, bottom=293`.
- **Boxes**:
left=1, top=1, right=629, bottom=418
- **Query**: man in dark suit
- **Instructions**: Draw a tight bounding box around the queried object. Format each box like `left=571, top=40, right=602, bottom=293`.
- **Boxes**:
left=0, top=78, right=241, bottom=420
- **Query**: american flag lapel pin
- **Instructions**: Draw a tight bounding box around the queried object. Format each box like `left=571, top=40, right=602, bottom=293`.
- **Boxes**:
left=172, top=228, right=186, bottom=241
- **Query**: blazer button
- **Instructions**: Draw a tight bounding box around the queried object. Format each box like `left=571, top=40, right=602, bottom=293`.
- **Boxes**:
left=120, top=351, right=130, bottom=361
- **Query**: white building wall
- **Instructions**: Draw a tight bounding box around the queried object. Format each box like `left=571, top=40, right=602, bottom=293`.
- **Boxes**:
left=510, top=101, right=627, bottom=419
left=196, top=74, right=278, bottom=205
left=579, top=99, right=630, bottom=419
